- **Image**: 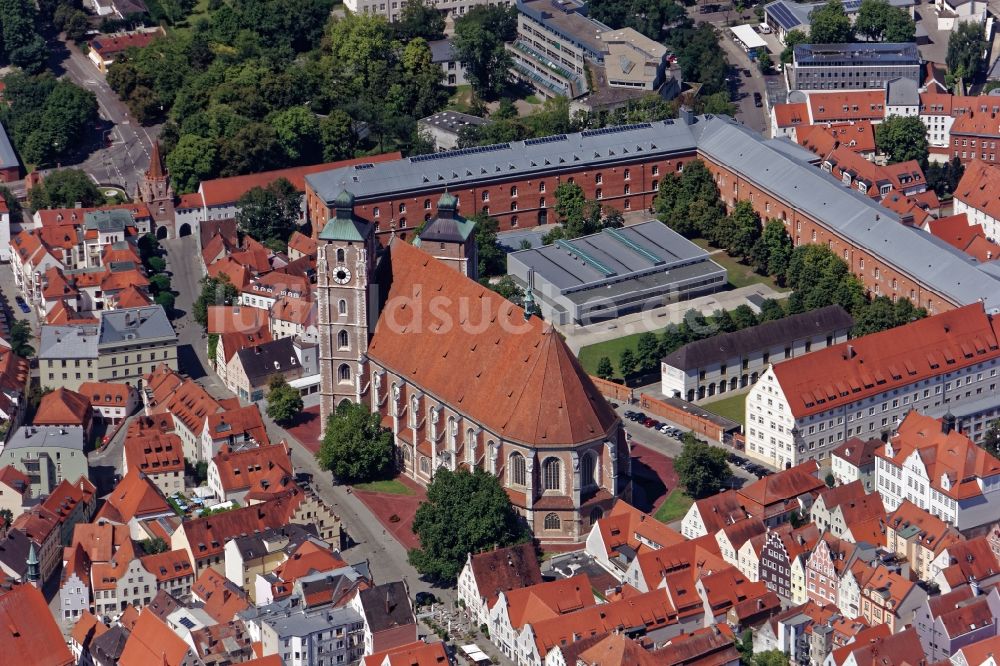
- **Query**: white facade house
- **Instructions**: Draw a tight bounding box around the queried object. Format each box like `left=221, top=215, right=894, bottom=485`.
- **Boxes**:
left=344, top=0, right=509, bottom=22
left=954, top=160, right=1000, bottom=242
left=875, top=411, right=1000, bottom=531
left=744, top=304, right=1000, bottom=470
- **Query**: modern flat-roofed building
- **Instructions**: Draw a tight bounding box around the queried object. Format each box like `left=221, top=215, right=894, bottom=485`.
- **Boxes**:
left=791, top=42, right=920, bottom=91
left=418, top=111, right=490, bottom=152
left=661, top=305, right=854, bottom=402
left=38, top=325, right=99, bottom=391
left=343, top=0, right=509, bottom=22
left=506, top=220, right=726, bottom=325
left=744, top=303, right=1000, bottom=470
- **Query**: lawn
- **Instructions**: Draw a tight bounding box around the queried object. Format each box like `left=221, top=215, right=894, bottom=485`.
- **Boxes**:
left=352, top=479, right=415, bottom=495
left=654, top=490, right=693, bottom=523
left=577, top=330, right=649, bottom=375
left=707, top=249, right=782, bottom=290
left=446, top=85, right=474, bottom=113
left=702, top=391, right=748, bottom=425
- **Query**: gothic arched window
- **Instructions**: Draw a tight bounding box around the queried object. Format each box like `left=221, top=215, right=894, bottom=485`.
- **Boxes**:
left=544, top=513, right=561, bottom=530
left=581, top=452, right=597, bottom=488
left=338, top=300, right=347, bottom=315
left=337, top=330, right=349, bottom=350
left=336, top=248, right=345, bottom=262
left=509, top=453, right=526, bottom=486
left=543, top=458, right=561, bottom=491
left=338, top=364, right=351, bottom=382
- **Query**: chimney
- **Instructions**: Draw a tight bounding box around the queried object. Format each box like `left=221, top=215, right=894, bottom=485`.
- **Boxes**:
left=845, top=345, right=856, bottom=360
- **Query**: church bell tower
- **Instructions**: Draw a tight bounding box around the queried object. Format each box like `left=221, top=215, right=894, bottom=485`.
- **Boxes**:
left=317, top=190, right=377, bottom=428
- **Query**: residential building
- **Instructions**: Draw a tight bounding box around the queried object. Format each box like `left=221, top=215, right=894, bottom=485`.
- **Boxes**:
left=97, top=306, right=177, bottom=385
left=0, top=584, right=74, bottom=666
left=805, top=534, right=861, bottom=607
left=661, top=305, right=853, bottom=402
left=118, top=608, right=205, bottom=666
left=716, top=517, right=767, bottom=570
left=820, top=147, right=928, bottom=202
left=809, top=480, right=885, bottom=538
left=79, top=381, right=138, bottom=426
left=828, top=626, right=924, bottom=666
left=912, top=586, right=1000, bottom=661
left=42, top=476, right=97, bottom=546
left=343, top=0, right=508, bottom=22
left=681, top=490, right=751, bottom=540
left=930, top=537, right=1000, bottom=593
left=223, top=524, right=318, bottom=601
left=885, top=500, right=964, bottom=582
left=830, top=437, right=881, bottom=491
left=585, top=499, right=685, bottom=578
left=696, top=565, right=778, bottom=626
left=226, top=336, right=316, bottom=402
left=418, top=111, right=489, bottom=152
left=0, top=425, right=87, bottom=495
left=32, top=386, right=93, bottom=435
left=760, top=523, right=819, bottom=599
left=199, top=404, right=270, bottom=463
left=955, top=160, right=1000, bottom=241
left=269, top=297, right=317, bottom=343
left=38, top=325, right=99, bottom=390
left=87, top=31, right=158, bottom=73
left=253, top=541, right=351, bottom=606
left=140, top=549, right=195, bottom=600
left=953, top=635, right=1000, bottom=666
left=0, top=199, right=9, bottom=262
left=428, top=38, right=466, bottom=87
left=363, top=641, right=450, bottom=666
left=791, top=42, right=921, bottom=91
left=11, top=505, right=62, bottom=582
left=70, top=611, right=110, bottom=665
left=240, top=593, right=365, bottom=666
left=744, top=303, right=1000, bottom=469
left=143, top=364, right=229, bottom=462
left=948, top=110, right=1000, bottom=165
left=925, top=213, right=1000, bottom=263
left=858, top=564, right=926, bottom=632
left=207, top=441, right=293, bottom=504
left=877, top=412, right=1000, bottom=531
left=456, top=542, right=543, bottom=628
left=0, top=466, right=32, bottom=523
left=122, top=431, right=184, bottom=496
left=191, top=568, right=251, bottom=623
left=507, top=220, right=726, bottom=326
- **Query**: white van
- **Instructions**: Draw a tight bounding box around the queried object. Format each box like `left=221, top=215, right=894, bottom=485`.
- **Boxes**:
left=759, top=23, right=772, bottom=34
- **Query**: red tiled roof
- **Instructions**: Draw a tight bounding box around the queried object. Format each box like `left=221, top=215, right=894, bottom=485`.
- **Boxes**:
left=176, top=495, right=303, bottom=562
left=191, top=568, right=251, bottom=623
left=938, top=537, right=1000, bottom=587
left=737, top=461, right=823, bottom=515
left=883, top=412, right=1000, bottom=500
left=12, top=504, right=60, bottom=544
left=211, top=441, right=291, bottom=494
left=467, top=542, right=543, bottom=610
left=270, top=295, right=315, bottom=326
left=42, top=476, right=96, bottom=523
left=204, top=404, right=270, bottom=445
left=145, top=364, right=224, bottom=435
left=95, top=468, right=173, bottom=524
left=272, top=540, right=347, bottom=586
left=0, top=465, right=30, bottom=496
left=955, top=635, right=1000, bottom=666
left=950, top=110, right=1000, bottom=139
left=886, top=499, right=963, bottom=554
left=45, top=300, right=99, bottom=326
left=207, top=305, right=268, bottom=335
left=35, top=203, right=151, bottom=228
left=206, top=256, right=251, bottom=290
left=690, top=490, right=751, bottom=535
left=90, top=31, right=158, bottom=57
left=0, top=585, right=73, bottom=666
left=797, top=121, right=876, bottom=155
left=369, top=240, right=619, bottom=447
left=114, top=284, right=153, bottom=308
left=124, top=431, right=184, bottom=476
left=773, top=102, right=808, bottom=128
left=288, top=231, right=318, bottom=257
left=79, top=381, right=133, bottom=408
left=119, top=608, right=192, bottom=666
left=219, top=328, right=272, bottom=363
left=199, top=153, right=401, bottom=207
left=654, top=625, right=740, bottom=666
left=594, top=500, right=685, bottom=560
left=33, top=387, right=91, bottom=428
left=957, top=160, right=1000, bottom=225
left=71, top=610, right=109, bottom=650
left=504, top=574, right=596, bottom=629
left=140, top=548, right=193, bottom=583
left=808, top=90, right=886, bottom=122
left=363, top=640, right=450, bottom=666
left=771, top=303, right=1000, bottom=419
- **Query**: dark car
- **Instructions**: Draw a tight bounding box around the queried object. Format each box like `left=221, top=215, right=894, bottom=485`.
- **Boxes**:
left=742, top=68, right=751, bottom=78
left=415, top=592, right=437, bottom=607
left=753, top=92, right=763, bottom=107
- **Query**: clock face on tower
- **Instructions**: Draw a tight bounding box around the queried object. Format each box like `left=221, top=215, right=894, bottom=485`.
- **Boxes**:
left=334, top=267, right=352, bottom=284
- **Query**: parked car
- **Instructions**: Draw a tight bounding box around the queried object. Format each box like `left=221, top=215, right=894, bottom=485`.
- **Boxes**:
left=753, top=92, right=763, bottom=107
left=742, top=68, right=751, bottom=78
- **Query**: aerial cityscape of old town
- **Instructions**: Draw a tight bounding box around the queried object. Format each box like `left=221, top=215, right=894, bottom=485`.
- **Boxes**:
left=4, top=0, right=1000, bottom=664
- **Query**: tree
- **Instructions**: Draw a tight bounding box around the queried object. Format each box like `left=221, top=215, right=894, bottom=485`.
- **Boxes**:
left=759, top=298, right=786, bottom=322
left=984, top=419, right=1000, bottom=459
left=0, top=74, right=98, bottom=166
left=9, top=320, right=33, bottom=357
left=875, top=115, right=929, bottom=164
left=147, top=256, right=167, bottom=273
left=453, top=6, right=517, bottom=99
left=754, top=651, right=790, bottom=666
left=754, top=220, right=793, bottom=282
left=780, top=29, right=808, bottom=65
left=674, top=23, right=729, bottom=95
left=266, top=375, right=304, bottom=425
left=808, top=0, right=854, bottom=44
left=139, top=537, right=169, bottom=555
left=637, top=332, right=660, bottom=373
left=408, top=467, right=530, bottom=583
left=947, top=21, right=985, bottom=86
left=394, top=0, right=445, bottom=41
left=166, top=135, right=218, bottom=194
left=731, top=304, right=759, bottom=330
left=28, top=169, right=102, bottom=210
left=320, top=110, right=357, bottom=162
left=149, top=274, right=171, bottom=295
left=236, top=178, right=301, bottom=244
left=193, top=274, right=239, bottom=329
left=619, top=349, right=638, bottom=378
left=596, top=357, right=614, bottom=380
left=471, top=212, right=506, bottom=278
left=674, top=433, right=730, bottom=499
left=855, top=0, right=915, bottom=42
left=155, top=291, right=176, bottom=314
left=757, top=51, right=773, bottom=74
left=0, top=186, right=22, bottom=226
left=316, top=401, right=394, bottom=483
left=825, top=472, right=836, bottom=487
left=268, top=106, right=322, bottom=165
left=725, top=201, right=762, bottom=262
left=0, top=508, right=12, bottom=528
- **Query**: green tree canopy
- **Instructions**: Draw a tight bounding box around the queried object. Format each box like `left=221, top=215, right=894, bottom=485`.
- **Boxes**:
left=586, top=0, right=688, bottom=41
left=674, top=23, right=729, bottom=95
left=654, top=159, right=725, bottom=238
left=596, top=357, right=614, bottom=380
left=453, top=6, right=517, bottom=99
left=781, top=29, right=808, bottom=64
left=947, top=21, right=985, bottom=85
left=166, top=135, right=218, bottom=194
left=875, top=115, right=929, bottom=164
left=29, top=169, right=103, bottom=211
left=9, top=320, right=34, bottom=357
left=393, top=0, right=445, bottom=40
left=408, top=468, right=530, bottom=583
left=266, top=375, right=304, bottom=425
left=984, top=419, right=1000, bottom=459
left=809, top=0, right=855, bottom=43
left=0, top=73, right=99, bottom=166
left=470, top=212, right=506, bottom=278
left=316, top=401, right=394, bottom=483
left=619, top=348, right=639, bottom=378
left=236, top=177, right=301, bottom=245
left=855, top=0, right=915, bottom=41
left=674, top=433, right=730, bottom=499
left=193, top=274, right=239, bottom=329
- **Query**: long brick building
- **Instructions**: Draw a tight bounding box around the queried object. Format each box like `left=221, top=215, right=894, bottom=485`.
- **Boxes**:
left=305, top=114, right=1000, bottom=316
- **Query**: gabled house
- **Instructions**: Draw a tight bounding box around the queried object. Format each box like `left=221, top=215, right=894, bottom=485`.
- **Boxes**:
left=680, top=490, right=750, bottom=539
left=207, top=440, right=294, bottom=504
left=760, top=523, right=820, bottom=599
left=456, top=542, right=543, bottom=629
left=858, top=563, right=926, bottom=632
left=585, top=499, right=684, bottom=578
left=715, top=517, right=767, bottom=569
left=695, top=565, right=779, bottom=628
left=95, top=468, right=175, bottom=540
left=931, top=536, right=1000, bottom=593
left=912, top=586, right=1000, bottom=661
left=200, top=404, right=270, bottom=463
left=810, top=481, right=885, bottom=538
left=886, top=499, right=964, bottom=582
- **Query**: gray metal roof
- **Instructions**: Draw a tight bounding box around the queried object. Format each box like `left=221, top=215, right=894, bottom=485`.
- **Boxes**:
left=886, top=77, right=919, bottom=107
left=694, top=117, right=1000, bottom=312
left=38, top=325, right=99, bottom=359
left=427, top=38, right=457, bottom=64
left=794, top=42, right=919, bottom=66
left=508, top=221, right=713, bottom=294
left=98, top=305, right=176, bottom=346
left=5, top=425, right=86, bottom=451
left=663, top=305, right=854, bottom=370
left=306, top=120, right=698, bottom=203
left=516, top=0, right=610, bottom=59
left=84, top=209, right=132, bottom=233
left=419, top=111, right=489, bottom=133
left=0, top=123, right=18, bottom=171
left=236, top=337, right=301, bottom=385
left=764, top=0, right=816, bottom=31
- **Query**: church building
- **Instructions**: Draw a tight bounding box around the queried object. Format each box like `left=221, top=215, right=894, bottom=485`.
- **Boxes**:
left=316, top=190, right=629, bottom=543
